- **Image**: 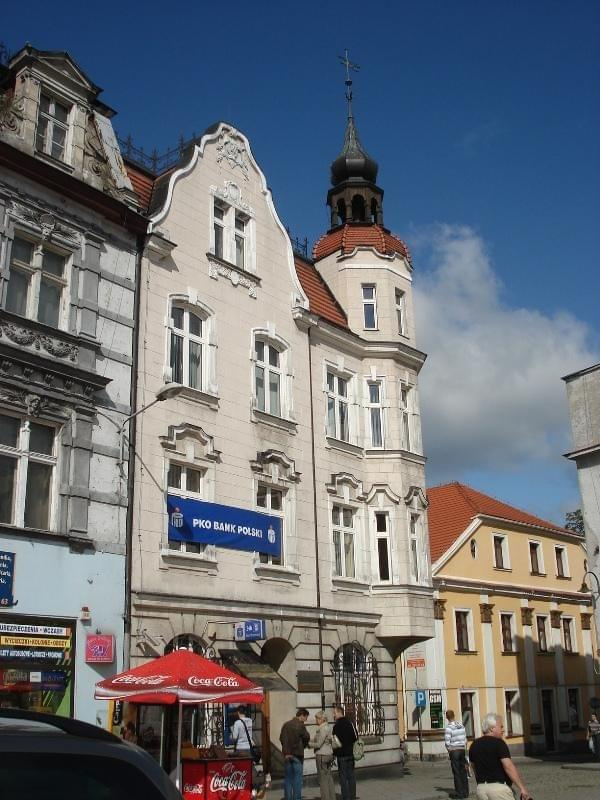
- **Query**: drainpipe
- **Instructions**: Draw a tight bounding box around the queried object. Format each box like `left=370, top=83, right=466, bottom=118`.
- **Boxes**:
left=308, top=325, right=326, bottom=710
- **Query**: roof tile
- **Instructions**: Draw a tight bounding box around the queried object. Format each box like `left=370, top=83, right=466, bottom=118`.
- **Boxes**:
left=313, top=224, right=411, bottom=263
left=294, top=256, right=348, bottom=329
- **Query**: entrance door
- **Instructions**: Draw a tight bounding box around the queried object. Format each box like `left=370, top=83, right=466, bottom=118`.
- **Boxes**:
left=541, top=690, right=555, bottom=751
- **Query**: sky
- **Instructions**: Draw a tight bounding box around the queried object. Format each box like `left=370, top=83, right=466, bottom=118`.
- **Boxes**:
left=5, top=0, right=600, bottom=525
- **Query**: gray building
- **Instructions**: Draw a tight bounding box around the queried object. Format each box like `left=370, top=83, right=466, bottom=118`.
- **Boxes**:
left=0, top=46, right=145, bottom=723
left=563, top=362, right=600, bottom=629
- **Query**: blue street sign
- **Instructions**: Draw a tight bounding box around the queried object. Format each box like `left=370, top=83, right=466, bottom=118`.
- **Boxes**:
left=234, top=619, right=267, bottom=642
left=415, top=690, right=427, bottom=708
left=0, top=551, right=16, bottom=607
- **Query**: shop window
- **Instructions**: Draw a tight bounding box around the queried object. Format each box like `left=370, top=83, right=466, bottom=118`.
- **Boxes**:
left=332, top=643, right=384, bottom=736
left=0, top=413, right=57, bottom=530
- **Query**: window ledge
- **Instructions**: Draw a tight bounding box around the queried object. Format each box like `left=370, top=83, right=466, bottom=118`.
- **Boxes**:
left=454, top=650, right=478, bottom=655
left=35, top=150, right=75, bottom=174
left=160, top=548, right=218, bottom=572
left=175, top=385, right=219, bottom=410
left=253, top=563, right=300, bottom=584
left=494, top=566, right=513, bottom=572
left=501, top=650, right=519, bottom=656
left=326, top=436, right=363, bottom=458
left=564, top=650, right=579, bottom=656
left=0, top=522, right=93, bottom=549
left=536, top=650, right=553, bottom=656
left=530, top=571, right=547, bottom=577
left=556, top=575, right=572, bottom=580
left=251, top=408, right=297, bottom=433
left=332, top=576, right=370, bottom=593
left=207, top=252, right=260, bottom=297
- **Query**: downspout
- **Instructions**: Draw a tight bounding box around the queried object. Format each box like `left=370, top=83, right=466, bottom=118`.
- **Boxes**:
left=308, top=325, right=326, bottom=710
left=123, top=230, right=145, bottom=670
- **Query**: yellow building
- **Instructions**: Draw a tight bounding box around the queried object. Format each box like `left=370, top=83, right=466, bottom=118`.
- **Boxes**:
left=399, top=482, right=599, bottom=757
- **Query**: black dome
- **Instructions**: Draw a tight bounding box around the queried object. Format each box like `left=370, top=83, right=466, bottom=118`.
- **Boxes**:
left=330, top=116, right=378, bottom=186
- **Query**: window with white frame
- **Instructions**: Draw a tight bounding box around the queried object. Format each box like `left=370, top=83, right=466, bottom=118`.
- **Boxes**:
left=455, top=609, right=472, bottom=652
left=562, top=616, right=576, bottom=653
left=460, top=691, right=475, bottom=738
left=362, top=285, right=377, bottom=329
left=211, top=197, right=251, bottom=270
left=5, top=236, right=69, bottom=329
left=374, top=512, right=391, bottom=582
left=36, top=93, right=70, bottom=161
left=256, top=483, right=284, bottom=566
left=536, top=615, right=548, bottom=652
left=500, top=612, right=516, bottom=653
left=366, top=381, right=384, bottom=448
left=326, top=371, right=350, bottom=442
left=395, top=288, right=406, bottom=335
left=254, top=339, right=282, bottom=417
left=167, top=461, right=206, bottom=554
left=504, top=690, right=522, bottom=736
left=493, top=534, right=510, bottom=569
left=168, top=302, right=208, bottom=390
left=0, top=413, right=57, bottom=531
left=332, top=504, right=355, bottom=578
left=409, top=512, right=421, bottom=581
left=400, top=384, right=412, bottom=451
left=555, top=545, right=569, bottom=578
left=529, top=540, right=544, bottom=574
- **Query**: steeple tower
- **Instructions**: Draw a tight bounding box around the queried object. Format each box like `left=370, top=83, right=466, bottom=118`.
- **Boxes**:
left=327, top=51, right=384, bottom=230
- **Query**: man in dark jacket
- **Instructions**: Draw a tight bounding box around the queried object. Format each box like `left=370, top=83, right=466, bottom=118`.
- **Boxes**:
left=280, top=708, right=310, bottom=800
left=332, top=705, right=357, bottom=800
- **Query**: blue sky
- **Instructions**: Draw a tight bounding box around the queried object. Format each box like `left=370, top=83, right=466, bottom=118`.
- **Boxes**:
left=5, top=0, right=600, bottom=525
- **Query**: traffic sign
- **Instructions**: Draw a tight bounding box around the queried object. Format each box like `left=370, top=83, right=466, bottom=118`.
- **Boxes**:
left=415, top=690, right=427, bottom=708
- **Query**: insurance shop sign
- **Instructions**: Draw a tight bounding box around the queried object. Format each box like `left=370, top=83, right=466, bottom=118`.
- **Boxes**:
left=167, top=496, right=281, bottom=557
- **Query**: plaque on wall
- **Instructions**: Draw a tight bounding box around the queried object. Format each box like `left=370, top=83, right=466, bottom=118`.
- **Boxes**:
left=297, top=670, right=322, bottom=693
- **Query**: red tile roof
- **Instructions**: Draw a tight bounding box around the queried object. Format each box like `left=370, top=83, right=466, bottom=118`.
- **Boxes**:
left=427, top=481, right=572, bottom=563
left=313, top=224, right=411, bottom=263
left=294, top=256, right=349, bottom=329
left=125, top=163, right=155, bottom=212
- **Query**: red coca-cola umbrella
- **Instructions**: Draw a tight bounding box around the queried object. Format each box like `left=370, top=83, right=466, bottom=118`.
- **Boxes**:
left=95, top=649, right=263, bottom=705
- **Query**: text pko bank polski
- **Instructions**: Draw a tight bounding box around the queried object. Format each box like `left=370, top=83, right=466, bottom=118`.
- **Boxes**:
left=192, top=519, right=263, bottom=537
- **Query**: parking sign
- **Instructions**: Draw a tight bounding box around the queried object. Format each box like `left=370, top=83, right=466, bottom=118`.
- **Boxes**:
left=415, top=689, right=427, bottom=708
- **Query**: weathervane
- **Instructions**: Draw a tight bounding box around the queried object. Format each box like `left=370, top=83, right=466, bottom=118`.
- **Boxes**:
left=338, top=49, right=360, bottom=118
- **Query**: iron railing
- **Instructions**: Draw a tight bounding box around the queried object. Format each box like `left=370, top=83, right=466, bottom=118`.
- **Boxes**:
left=332, top=642, right=385, bottom=737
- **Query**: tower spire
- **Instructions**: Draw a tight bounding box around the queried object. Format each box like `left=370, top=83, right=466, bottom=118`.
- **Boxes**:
left=338, top=49, right=360, bottom=120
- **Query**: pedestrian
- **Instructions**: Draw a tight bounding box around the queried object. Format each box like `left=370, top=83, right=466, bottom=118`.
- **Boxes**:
left=587, top=712, right=600, bottom=759
left=279, top=708, right=310, bottom=800
left=231, top=705, right=254, bottom=754
left=310, top=710, right=335, bottom=800
left=468, top=713, right=531, bottom=800
left=444, top=709, right=469, bottom=799
left=332, top=705, right=357, bottom=800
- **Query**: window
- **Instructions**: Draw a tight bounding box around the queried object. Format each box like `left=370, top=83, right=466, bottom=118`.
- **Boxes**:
left=210, top=195, right=252, bottom=270
left=500, top=613, right=515, bottom=653
left=326, top=371, right=349, bottom=442
left=362, top=285, right=377, bottom=329
left=536, top=615, right=548, bottom=652
left=374, top=512, right=390, bottom=581
left=5, top=237, right=69, bottom=328
left=504, top=690, right=522, bottom=736
left=167, top=462, right=205, bottom=554
left=0, top=413, right=57, bottom=530
left=332, top=643, right=384, bottom=737
left=409, top=513, right=421, bottom=581
left=460, top=692, right=475, bottom=738
left=455, top=610, right=471, bottom=652
left=555, top=546, right=568, bottom=577
left=367, top=381, right=383, bottom=448
left=169, top=303, right=206, bottom=390
left=493, top=534, right=509, bottom=569
left=400, top=385, right=411, bottom=451
left=529, top=541, right=543, bottom=574
left=213, top=201, right=225, bottom=259
left=36, top=93, right=70, bottom=161
left=332, top=504, right=355, bottom=578
left=562, top=617, right=575, bottom=653
left=254, top=340, right=282, bottom=417
left=395, top=289, right=406, bottom=335
left=568, top=688, right=581, bottom=730
left=234, top=212, right=247, bottom=269
left=256, top=483, right=284, bottom=566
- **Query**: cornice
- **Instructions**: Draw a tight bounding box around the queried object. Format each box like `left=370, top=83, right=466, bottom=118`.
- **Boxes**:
left=432, top=576, right=591, bottom=605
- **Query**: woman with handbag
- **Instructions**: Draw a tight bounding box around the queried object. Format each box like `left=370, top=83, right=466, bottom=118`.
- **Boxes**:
left=310, top=711, right=336, bottom=800
left=587, top=712, right=600, bottom=760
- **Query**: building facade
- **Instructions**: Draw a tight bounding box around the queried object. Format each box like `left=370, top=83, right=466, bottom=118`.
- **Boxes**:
left=399, top=482, right=598, bottom=758
left=127, top=104, right=434, bottom=772
left=0, top=46, right=144, bottom=723
left=563, top=363, right=600, bottom=634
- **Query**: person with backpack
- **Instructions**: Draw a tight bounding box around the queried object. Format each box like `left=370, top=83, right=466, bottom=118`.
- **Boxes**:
left=444, top=709, right=469, bottom=799
left=332, top=705, right=357, bottom=800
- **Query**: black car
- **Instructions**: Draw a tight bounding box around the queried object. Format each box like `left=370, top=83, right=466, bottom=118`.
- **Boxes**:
left=0, top=708, right=183, bottom=800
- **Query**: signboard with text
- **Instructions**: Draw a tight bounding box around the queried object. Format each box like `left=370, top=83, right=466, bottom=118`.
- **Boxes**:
left=406, top=642, right=426, bottom=670
left=234, top=620, right=266, bottom=642
left=167, top=496, right=281, bottom=556
left=85, top=634, right=115, bottom=664
left=0, top=552, right=16, bottom=607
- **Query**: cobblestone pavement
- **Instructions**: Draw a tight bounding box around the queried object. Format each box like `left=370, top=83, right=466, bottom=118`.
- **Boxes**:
left=289, top=757, right=600, bottom=800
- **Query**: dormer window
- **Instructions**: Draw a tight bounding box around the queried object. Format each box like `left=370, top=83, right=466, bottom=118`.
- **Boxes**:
left=36, top=93, right=70, bottom=162
left=209, top=186, right=254, bottom=272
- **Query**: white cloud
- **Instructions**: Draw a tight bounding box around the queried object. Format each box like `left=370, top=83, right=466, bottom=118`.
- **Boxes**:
left=412, top=224, right=598, bottom=480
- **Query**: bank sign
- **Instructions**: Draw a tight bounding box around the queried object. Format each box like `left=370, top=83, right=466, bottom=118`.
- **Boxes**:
left=167, top=496, right=281, bottom=557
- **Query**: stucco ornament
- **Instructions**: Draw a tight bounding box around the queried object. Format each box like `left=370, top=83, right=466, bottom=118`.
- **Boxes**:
left=208, top=258, right=258, bottom=298
left=216, top=134, right=249, bottom=180
left=0, top=92, right=24, bottom=135
left=25, top=393, right=48, bottom=417
left=0, top=320, right=79, bottom=362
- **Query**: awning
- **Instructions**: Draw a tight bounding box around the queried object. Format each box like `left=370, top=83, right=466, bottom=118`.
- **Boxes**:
left=220, top=648, right=294, bottom=692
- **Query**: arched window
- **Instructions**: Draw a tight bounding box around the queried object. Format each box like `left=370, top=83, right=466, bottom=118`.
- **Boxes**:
left=332, top=643, right=384, bottom=736
left=351, top=195, right=365, bottom=222
left=252, top=331, right=292, bottom=421
left=337, top=199, right=346, bottom=225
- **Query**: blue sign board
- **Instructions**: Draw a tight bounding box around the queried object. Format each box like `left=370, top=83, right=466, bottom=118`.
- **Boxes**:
left=234, top=619, right=267, bottom=642
left=167, top=496, right=281, bottom=557
left=415, top=690, right=427, bottom=708
left=0, top=552, right=16, bottom=607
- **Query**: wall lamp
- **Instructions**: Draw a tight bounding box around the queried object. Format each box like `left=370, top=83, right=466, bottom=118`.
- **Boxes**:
left=118, top=383, right=185, bottom=468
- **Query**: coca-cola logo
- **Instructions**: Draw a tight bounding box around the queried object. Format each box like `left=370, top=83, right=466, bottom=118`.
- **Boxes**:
left=112, top=674, right=170, bottom=685
left=183, top=783, right=203, bottom=794
left=188, top=675, right=240, bottom=688
left=209, top=770, right=247, bottom=793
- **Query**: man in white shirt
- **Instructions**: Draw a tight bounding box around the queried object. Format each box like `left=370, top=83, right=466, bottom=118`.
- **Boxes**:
left=445, top=709, right=469, bottom=799
left=232, top=705, right=254, bottom=752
